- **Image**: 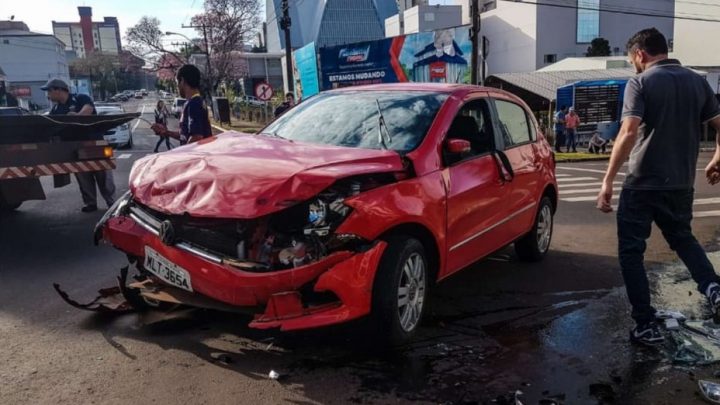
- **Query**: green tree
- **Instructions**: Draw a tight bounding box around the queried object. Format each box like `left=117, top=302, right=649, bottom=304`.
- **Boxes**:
left=586, top=38, right=612, bottom=57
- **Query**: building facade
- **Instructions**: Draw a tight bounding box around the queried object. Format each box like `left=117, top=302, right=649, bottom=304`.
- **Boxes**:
left=0, top=21, right=69, bottom=108
left=266, top=0, right=399, bottom=52
left=52, top=7, right=121, bottom=58
left=481, top=0, right=674, bottom=75
left=386, top=3, right=463, bottom=37
left=672, top=0, right=720, bottom=92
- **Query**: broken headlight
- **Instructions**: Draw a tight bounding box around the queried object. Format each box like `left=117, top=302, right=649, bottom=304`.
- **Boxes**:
left=93, top=190, right=132, bottom=245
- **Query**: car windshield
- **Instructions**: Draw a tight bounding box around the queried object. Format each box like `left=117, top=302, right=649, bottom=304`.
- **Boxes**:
left=97, top=109, right=122, bottom=115
left=261, top=90, right=448, bottom=153
left=176, top=100, right=186, bottom=107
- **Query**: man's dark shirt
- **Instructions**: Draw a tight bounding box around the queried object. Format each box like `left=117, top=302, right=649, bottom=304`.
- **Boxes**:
left=622, top=59, right=720, bottom=190
left=180, top=95, right=211, bottom=139
left=50, top=93, right=97, bottom=115
left=274, top=102, right=292, bottom=117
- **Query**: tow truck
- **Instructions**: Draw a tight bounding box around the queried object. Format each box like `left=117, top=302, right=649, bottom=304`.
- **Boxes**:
left=0, top=107, right=139, bottom=211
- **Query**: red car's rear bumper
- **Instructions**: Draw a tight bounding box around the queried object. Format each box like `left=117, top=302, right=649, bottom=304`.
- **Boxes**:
left=102, top=216, right=387, bottom=331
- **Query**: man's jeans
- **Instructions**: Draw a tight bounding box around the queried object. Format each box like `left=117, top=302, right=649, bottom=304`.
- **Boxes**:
left=617, top=189, right=720, bottom=324
left=565, top=129, right=576, bottom=151
left=554, top=130, right=565, bottom=152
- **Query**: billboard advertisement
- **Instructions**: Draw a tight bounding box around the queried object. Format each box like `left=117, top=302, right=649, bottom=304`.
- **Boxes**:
left=319, top=25, right=472, bottom=90
left=292, top=42, right=320, bottom=99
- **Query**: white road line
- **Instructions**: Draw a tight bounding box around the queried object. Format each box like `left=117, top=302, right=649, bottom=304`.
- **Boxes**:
left=694, top=197, right=720, bottom=205
left=562, top=195, right=618, bottom=202
left=560, top=188, right=603, bottom=195
left=695, top=210, right=720, bottom=218
left=117, top=153, right=132, bottom=159
left=560, top=181, right=622, bottom=189
left=557, top=167, right=626, bottom=176
left=132, top=104, right=146, bottom=131
left=555, top=174, right=571, bottom=177
left=557, top=177, right=598, bottom=183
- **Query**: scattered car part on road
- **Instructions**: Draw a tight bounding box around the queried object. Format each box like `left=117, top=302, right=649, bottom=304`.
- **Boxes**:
left=700, top=380, right=720, bottom=404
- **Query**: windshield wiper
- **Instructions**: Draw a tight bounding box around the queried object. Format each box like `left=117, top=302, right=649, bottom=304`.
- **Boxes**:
left=376, top=99, right=392, bottom=150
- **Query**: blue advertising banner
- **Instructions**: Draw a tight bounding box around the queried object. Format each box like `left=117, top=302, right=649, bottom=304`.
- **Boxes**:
left=319, top=25, right=472, bottom=91
left=293, top=42, right=320, bottom=99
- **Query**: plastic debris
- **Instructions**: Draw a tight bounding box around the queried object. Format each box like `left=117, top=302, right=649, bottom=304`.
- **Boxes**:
left=268, top=370, right=280, bottom=380
left=656, top=309, right=687, bottom=321
left=665, top=318, right=681, bottom=331
left=699, top=380, right=720, bottom=403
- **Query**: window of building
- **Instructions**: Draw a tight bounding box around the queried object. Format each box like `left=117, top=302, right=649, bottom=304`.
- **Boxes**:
left=577, top=0, right=600, bottom=44
left=494, top=100, right=532, bottom=147
left=544, top=54, right=557, bottom=64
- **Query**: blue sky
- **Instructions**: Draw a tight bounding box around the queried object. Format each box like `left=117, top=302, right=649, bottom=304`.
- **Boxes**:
left=9, top=0, right=451, bottom=49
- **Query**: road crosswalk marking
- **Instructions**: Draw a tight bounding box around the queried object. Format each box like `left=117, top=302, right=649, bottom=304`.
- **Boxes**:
left=556, top=170, right=720, bottom=217
left=117, top=154, right=132, bottom=159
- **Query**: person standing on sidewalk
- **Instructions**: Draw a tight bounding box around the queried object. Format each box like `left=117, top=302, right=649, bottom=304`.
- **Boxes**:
left=153, top=100, right=172, bottom=152
left=597, top=28, right=720, bottom=346
left=553, top=106, right=567, bottom=153
left=151, top=65, right=212, bottom=145
left=565, top=107, right=580, bottom=153
left=44, top=78, right=115, bottom=213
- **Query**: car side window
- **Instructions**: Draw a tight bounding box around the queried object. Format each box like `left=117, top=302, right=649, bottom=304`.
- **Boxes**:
left=445, top=99, right=494, bottom=165
left=495, top=100, right=532, bottom=148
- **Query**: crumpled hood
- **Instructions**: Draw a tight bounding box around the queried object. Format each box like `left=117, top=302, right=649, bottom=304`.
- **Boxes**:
left=129, top=131, right=404, bottom=218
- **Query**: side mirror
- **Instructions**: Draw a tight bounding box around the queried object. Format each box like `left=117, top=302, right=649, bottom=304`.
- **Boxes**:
left=446, top=138, right=472, bottom=154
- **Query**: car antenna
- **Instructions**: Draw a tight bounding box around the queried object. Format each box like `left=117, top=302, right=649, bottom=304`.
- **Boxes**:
left=376, top=99, right=392, bottom=150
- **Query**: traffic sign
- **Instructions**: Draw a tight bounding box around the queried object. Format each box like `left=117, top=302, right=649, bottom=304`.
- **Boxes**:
left=254, top=82, right=274, bottom=102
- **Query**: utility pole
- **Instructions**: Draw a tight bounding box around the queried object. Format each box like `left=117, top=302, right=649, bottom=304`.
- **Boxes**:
left=280, top=0, right=294, bottom=93
left=181, top=24, right=213, bottom=98
left=481, top=36, right=489, bottom=86
left=470, top=0, right=480, bottom=86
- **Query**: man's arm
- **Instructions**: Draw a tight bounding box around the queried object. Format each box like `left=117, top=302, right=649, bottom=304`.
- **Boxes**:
left=705, top=116, right=720, bottom=185
left=597, top=117, right=640, bottom=212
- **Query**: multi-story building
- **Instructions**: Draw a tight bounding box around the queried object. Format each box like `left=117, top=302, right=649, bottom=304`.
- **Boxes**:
left=672, top=0, right=720, bottom=92
left=0, top=20, right=69, bottom=108
left=385, top=3, right=463, bottom=37
left=265, top=0, right=399, bottom=52
left=480, top=0, right=674, bottom=74
left=52, top=7, right=121, bottom=58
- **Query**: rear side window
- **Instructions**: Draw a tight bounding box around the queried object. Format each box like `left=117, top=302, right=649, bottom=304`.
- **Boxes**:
left=495, top=100, right=532, bottom=147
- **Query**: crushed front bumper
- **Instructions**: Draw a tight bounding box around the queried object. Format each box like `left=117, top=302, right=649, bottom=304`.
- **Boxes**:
left=97, top=213, right=387, bottom=331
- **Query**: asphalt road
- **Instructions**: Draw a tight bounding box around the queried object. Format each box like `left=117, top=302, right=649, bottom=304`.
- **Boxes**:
left=2, top=96, right=720, bottom=404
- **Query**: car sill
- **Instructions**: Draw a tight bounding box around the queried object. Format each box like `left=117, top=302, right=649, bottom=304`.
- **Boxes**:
left=449, top=202, right=536, bottom=252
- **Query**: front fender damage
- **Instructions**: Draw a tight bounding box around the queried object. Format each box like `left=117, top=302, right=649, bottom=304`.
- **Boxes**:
left=55, top=242, right=388, bottom=331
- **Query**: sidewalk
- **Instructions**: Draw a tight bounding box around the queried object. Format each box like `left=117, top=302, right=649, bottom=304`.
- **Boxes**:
left=210, top=116, right=265, bottom=134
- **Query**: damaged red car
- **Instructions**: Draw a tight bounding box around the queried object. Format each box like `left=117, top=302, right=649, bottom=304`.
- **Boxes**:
left=94, top=83, right=557, bottom=343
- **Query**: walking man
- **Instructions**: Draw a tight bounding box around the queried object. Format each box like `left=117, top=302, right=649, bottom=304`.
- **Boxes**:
left=553, top=106, right=567, bottom=153
left=565, top=107, right=580, bottom=153
left=273, top=92, right=295, bottom=117
left=597, top=28, right=720, bottom=346
left=44, top=78, right=115, bottom=213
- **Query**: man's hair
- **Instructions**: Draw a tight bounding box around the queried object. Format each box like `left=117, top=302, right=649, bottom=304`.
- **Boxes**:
left=627, top=28, right=668, bottom=56
left=176, top=64, right=202, bottom=88
left=286, top=92, right=294, bottom=98
left=560, top=105, right=566, bottom=110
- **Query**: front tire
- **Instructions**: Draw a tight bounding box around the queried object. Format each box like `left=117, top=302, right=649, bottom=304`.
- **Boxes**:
left=372, top=236, right=428, bottom=345
left=515, top=196, right=554, bottom=262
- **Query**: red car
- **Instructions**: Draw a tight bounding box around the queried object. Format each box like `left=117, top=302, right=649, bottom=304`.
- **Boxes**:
left=96, top=83, right=557, bottom=343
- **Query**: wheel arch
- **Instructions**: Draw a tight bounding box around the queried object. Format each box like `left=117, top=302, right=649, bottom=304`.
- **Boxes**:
left=379, top=222, right=441, bottom=284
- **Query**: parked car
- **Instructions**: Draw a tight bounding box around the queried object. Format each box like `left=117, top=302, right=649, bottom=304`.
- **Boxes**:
left=96, top=105, right=133, bottom=149
left=134, top=91, right=143, bottom=99
left=141, top=89, right=148, bottom=96
left=171, top=98, right=186, bottom=118
left=234, top=95, right=265, bottom=106
left=96, top=83, right=557, bottom=343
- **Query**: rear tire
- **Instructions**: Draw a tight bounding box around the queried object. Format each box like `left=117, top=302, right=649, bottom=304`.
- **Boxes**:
left=515, top=196, right=554, bottom=262
left=372, top=236, right=428, bottom=345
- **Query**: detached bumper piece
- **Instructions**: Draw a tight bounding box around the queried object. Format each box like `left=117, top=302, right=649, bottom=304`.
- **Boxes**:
left=54, top=267, right=137, bottom=313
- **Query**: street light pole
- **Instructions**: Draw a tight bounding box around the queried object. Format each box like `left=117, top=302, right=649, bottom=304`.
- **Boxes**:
left=167, top=29, right=213, bottom=97
left=470, top=0, right=480, bottom=85
left=280, top=0, right=293, bottom=93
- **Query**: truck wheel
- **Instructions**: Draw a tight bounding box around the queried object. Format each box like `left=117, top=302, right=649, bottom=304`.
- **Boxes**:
left=372, top=236, right=428, bottom=345
left=515, top=196, right=554, bottom=262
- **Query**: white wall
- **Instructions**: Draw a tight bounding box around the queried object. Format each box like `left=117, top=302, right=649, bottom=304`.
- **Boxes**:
left=0, top=35, right=68, bottom=107
left=481, top=1, right=537, bottom=74
left=98, top=26, right=118, bottom=53
left=53, top=26, right=72, bottom=51
left=535, top=0, right=673, bottom=70
left=385, top=14, right=403, bottom=37
left=674, top=1, right=720, bottom=67
left=403, top=4, right=462, bottom=34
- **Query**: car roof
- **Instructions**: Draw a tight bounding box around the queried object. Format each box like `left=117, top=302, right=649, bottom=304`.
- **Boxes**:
left=327, top=82, right=510, bottom=97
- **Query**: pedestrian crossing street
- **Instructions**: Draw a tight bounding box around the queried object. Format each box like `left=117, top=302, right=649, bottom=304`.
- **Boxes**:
left=557, top=167, right=720, bottom=218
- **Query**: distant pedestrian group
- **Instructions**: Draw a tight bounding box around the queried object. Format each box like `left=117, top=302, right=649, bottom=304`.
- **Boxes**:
left=553, top=106, right=582, bottom=153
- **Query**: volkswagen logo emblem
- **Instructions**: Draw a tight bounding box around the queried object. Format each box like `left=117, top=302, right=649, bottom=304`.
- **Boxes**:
left=159, top=220, right=176, bottom=245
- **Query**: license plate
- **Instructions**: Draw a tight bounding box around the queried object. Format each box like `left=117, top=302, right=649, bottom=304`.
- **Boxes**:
left=144, top=246, right=193, bottom=292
